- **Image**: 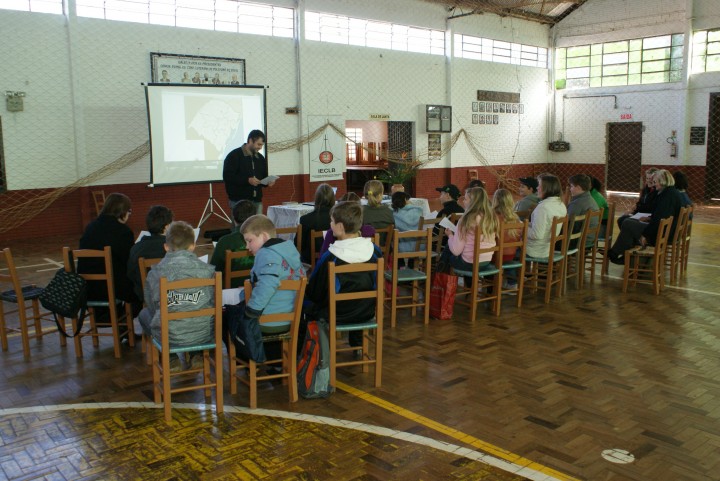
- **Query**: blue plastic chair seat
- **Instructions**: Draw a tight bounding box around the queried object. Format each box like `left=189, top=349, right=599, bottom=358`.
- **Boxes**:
left=453, top=266, right=500, bottom=278
left=152, top=337, right=217, bottom=354
left=384, top=269, right=427, bottom=282
left=525, top=252, right=564, bottom=263
left=335, top=317, right=378, bottom=332
left=502, top=260, right=523, bottom=270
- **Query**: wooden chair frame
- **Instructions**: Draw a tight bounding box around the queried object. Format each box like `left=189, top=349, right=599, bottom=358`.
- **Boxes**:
left=580, top=209, right=604, bottom=288
left=277, top=225, right=302, bottom=253
left=415, top=217, right=444, bottom=264
left=228, top=278, right=307, bottom=409
left=622, top=216, right=673, bottom=295
left=223, top=250, right=253, bottom=289
left=91, top=190, right=106, bottom=216
left=665, top=206, right=690, bottom=284
left=328, top=259, right=384, bottom=388
left=383, top=229, right=432, bottom=327
left=524, top=216, right=568, bottom=304
left=151, top=272, right=224, bottom=422
left=1, top=248, right=64, bottom=357
left=138, top=256, right=162, bottom=364
left=562, top=214, right=588, bottom=293
left=680, top=207, right=693, bottom=277
left=596, top=202, right=616, bottom=276
left=64, top=246, right=133, bottom=359
left=374, top=224, right=395, bottom=260
left=496, top=220, right=528, bottom=315
left=308, top=229, right=327, bottom=271
left=452, top=225, right=502, bottom=321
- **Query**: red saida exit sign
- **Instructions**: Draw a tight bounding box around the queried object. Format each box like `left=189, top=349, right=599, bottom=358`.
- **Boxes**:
left=620, top=113, right=633, bottom=120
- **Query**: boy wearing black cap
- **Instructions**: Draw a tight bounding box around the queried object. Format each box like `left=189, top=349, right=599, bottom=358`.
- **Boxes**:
left=514, top=177, right=540, bottom=217
left=436, top=184, right=464, bottom=218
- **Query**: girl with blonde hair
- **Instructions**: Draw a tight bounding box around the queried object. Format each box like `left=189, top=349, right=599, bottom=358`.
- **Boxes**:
left=492, top=189, right=522, bottom=262
left=362, top=179, right=393, bottom=230
left=439, top=187, right=498, bottom=272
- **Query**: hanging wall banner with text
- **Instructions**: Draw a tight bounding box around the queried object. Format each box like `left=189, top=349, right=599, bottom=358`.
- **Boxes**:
left=307, top=115, right=344, bottom=182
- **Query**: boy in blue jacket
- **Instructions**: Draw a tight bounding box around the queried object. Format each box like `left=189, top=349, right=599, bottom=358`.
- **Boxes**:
left=226, top=215, right=305, bottom=358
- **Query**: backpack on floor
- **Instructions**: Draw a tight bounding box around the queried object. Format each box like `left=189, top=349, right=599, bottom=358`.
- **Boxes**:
left=297, top=318, right=334, bottom=399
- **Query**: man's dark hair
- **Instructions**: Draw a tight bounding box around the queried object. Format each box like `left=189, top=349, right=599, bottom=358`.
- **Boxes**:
left=673, top=171, right=689, bottom=190
left=247, top=129, right=265, bottom=143
left=100, top=193, right=132, bottom=220
left=330, top=202, right=362, bottom=234
left=232, top=200, right=256, bottom=225
left=146, top=205, right=174, bottom=235
left=568, top=174, right=591, bottom=192
left=590, top=176, right=603, bottom=192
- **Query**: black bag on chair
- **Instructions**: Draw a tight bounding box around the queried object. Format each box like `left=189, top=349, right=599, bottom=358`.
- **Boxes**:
left=39, top=268, right=88, bottom=337
left=225, top=302, right=266, bottom=363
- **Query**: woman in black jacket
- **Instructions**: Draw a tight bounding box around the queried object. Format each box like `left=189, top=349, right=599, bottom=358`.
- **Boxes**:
left=299, top=184, right=335, bottom=264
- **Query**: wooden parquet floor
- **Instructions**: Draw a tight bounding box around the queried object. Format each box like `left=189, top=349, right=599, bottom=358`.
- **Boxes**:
left=2, top=223, right=720, bottom=480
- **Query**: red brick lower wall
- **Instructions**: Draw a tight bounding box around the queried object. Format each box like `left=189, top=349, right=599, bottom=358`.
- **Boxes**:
left=0, top=164, right=707, bottom=242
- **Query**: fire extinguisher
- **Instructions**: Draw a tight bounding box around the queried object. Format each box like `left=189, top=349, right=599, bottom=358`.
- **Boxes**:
left=667, top=130, right=678, bottom=157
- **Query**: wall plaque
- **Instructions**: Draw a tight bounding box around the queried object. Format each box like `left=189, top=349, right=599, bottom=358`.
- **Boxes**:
left=690, top=126, right=706, bottom=145
left=477, top=90, right=520, bottom=103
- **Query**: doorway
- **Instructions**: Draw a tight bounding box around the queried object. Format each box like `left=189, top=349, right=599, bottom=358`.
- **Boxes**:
left=705, top=93, right=720, bottom=200
left=606, top=122, right=643, bottom=192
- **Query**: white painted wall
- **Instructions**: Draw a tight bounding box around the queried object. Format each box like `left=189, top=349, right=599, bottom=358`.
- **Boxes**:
left=552, top=0, right=720, bottom=168
left=0, top=0, right=554, bottom=190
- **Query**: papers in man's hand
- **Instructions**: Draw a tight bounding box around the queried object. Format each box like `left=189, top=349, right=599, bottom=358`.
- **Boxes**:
left=439, top=216, right=456, bottom=233
left=135, top=230, right=150, bottom=243
left=630, top=212, right=651, bottom=221
left=260, top=175, right=280, bottom=186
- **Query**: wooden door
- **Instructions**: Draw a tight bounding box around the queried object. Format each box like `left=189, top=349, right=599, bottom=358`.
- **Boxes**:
left=387, top=121, right=414, bottom=194
left=705, top=93, right=720, bottom=200
left=606, top=122, right=643, bottom=192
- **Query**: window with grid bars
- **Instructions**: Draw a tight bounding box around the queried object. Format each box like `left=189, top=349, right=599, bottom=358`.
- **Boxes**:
left=454, top=34, right=548, bottom=68
left=305, top=11, right=444, bottom=56
left=555, top=34, right=684, bottom=89
left=692, top=29, right=720, bottom=73
left=74, top=0, right=294, bottom=38
left=345, top=128, right=362, bottom=162
left=0, top=0, right=62, bottom=14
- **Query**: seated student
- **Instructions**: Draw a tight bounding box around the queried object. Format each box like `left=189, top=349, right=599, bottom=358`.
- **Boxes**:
left=436, top=184, right=464, bottom=218
left=589, top=176, right=609, bottom=226
left=362, top=180, right=393, bottom=230
left=138, top=221, right=216, bottom=372
left=210, top=200, right=256, bottom=288
left=673, top=171, right=693, bottom=218
left=299, top=183, right=335, bottom=264
left=514, top=177, right=540, bottom=218
left=526, top=174, right=567, bottom=258
left=79, top=192, right=140, bottom=318
left=391, top=191, right=423, bottom=254
left=306, top=202, right=383, bottom=347
left=127, top=205, right=174, bottom=303
left=608, top=169, right=682, bottom=264
left=567, top=174, right=600, bottom=249
left=492, top=189, right=522, bottom=288
left=226, top=215, right=306, bottom=358
left=438, top=186, right=498, bottom=273
left=617, top=167, right=658, bottom=228
left=319, top=193, right=376, bottom=255
left=467, top=179, right=486, bottom=191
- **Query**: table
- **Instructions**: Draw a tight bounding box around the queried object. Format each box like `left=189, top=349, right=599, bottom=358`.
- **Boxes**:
left=267, top=203, right=314, bottom=229
left=268, top=198, right=432, bottom=230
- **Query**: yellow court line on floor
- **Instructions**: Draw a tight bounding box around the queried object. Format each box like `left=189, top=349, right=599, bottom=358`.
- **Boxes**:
left=336, top=381, right=579, bottom=481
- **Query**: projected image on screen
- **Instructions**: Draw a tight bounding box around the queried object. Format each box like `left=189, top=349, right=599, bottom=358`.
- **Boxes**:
left=145, top=84, right=265, bottom=185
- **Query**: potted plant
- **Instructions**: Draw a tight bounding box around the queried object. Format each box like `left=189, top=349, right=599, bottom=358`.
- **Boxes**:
left=377, top=155, right=424, bottom=194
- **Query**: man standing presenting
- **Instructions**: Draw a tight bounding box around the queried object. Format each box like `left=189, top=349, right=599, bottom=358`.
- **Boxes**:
left=223, top=130, right=274, bottom=215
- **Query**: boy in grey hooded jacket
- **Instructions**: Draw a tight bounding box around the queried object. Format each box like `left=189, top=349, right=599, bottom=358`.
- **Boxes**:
left=139, top=221, right=216, bottom=347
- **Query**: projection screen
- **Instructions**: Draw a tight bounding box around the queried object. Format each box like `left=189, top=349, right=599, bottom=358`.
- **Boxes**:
left=144, top=84, right=266, bottom=185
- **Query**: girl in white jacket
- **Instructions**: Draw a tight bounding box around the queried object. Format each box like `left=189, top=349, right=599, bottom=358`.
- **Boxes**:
left=526, top=174, right=567, bottom=258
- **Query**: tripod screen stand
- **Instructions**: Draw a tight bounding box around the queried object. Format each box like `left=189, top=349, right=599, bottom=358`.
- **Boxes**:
left=198, top=183, right=232, bottom=228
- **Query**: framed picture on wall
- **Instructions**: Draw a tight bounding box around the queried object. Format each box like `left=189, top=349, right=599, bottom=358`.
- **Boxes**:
left=518, top=104, right=524, bottom=114
left=486, top=114, right=493, bottom=124
left=478, top=102, right=485, bottom=112
left=150, top=52, right=246, bottom=85
left=499, top=104, right=506, bottom=113
left=428, top=133, right=442, bottom=160
left=472, top=102, right=478, bottom=112
left=493, top=115, right=499, bottom=125
left=512, top=104, right=518, bottom=114
left=493, top=103, right=499, bottom=113
left=472, top=114, right=479, bottom=124
left=479, top=115, right=485, bottom=124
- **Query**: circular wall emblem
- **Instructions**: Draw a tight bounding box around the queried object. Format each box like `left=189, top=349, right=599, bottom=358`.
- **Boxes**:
left=319, top=151, right=334, bottom=164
